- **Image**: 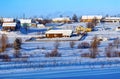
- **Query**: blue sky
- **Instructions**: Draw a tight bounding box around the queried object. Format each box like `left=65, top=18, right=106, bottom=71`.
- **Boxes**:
left=0, top=0, right=120, bottom=18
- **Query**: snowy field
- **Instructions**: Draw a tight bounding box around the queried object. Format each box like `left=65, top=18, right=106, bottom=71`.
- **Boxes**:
left=1, top=23, right=120, bottom=78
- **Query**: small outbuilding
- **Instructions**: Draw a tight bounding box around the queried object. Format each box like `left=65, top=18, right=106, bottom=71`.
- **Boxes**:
left=45, top=30, right=72, bottom=38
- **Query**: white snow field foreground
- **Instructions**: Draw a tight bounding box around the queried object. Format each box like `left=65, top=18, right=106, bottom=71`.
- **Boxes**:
left=0, top=63, right=120, bottom=79
left=1, top=23, right=120, bottom=78
left=0, top=57, right=120, bottom=79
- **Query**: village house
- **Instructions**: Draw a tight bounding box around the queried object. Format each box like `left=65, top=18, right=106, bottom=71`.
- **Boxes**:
left=19, top=19, right=32, bottom=26
left=80, top=15, right=102, bottom=23
left=45, top=30, right=72, bottom=38
left=101, top=17, right=120, bottom=23
left=52, top=17, right=71, bottom=23
left=2, top=23, right=17, bottom=31
left=1, top=18, right=19, bottom=31
left=2, top=18, right=15, bottom=23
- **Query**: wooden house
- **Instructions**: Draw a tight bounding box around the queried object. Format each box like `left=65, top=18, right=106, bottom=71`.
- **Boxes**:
left=2, top=23, right=16, bottom=31
left=45, top=30, right=72, bottom=38
left=52, top=17, right=71, bottom=23
left=80, top=15, right=102, bottom=23
left=101, top=17, right=120, bottom=23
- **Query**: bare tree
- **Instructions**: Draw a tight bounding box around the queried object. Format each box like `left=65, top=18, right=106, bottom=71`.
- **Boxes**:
left=92, top=17, right=98, bottom=26
left=72, top=14, right=78, bottom=22
left=70, top=41, right=75, bottom=48
left=45, top=49, right=61, bottom=57
left=105, top=43, right=114, bottom=57
left=105, top=42, right=120, bottom=57
left=0, top=54, right=10, bottom=62
left=13, top=38, right=22, bottom=58
left=86, top=17, right=98, bottom=30
left=54, top=41, right=60, bottom=49
left=87, top=22, right=94, bottom=29
left=78, top=42, right=90, bottom=49
left=113, top=37, right=120, bottom=48
left=0, top=34, right=8, bottom=52
left=89, top=36, right=100, bottom=58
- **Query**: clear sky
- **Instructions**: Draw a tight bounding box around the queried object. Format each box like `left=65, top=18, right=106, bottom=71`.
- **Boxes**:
left=0, top=0, right=120, bottom=18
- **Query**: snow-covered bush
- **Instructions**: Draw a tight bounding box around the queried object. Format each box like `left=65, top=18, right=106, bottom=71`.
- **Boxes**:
left=69, top=41, right=75, bottom=48
left=78, top=42, right=90, bottom=49
left=105, top=43, right=120, bottom=57
left=45, top=49, right=61, bottom=57
left=41, top=46, right=46, bottom=50
left=0, top=54, right=11, bottom=62
left=113, top=37, right=120, bottom=48
left=81, top=53, right=90, bottom=57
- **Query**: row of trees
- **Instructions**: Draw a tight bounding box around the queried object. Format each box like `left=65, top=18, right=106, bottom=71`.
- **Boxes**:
left=105, top=38, right=120, bottom=57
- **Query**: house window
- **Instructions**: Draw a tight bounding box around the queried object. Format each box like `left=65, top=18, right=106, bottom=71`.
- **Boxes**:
left=54, top=34, right=57, bottom=37
left=47, top=34, right=49, bottom=37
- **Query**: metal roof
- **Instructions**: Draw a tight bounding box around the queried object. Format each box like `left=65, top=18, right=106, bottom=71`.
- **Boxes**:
left=45, top=30, right=72, bottom=36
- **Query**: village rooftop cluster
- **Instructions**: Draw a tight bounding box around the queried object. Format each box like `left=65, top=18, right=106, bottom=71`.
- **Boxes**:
left=0, top=15, right=120, bottom=39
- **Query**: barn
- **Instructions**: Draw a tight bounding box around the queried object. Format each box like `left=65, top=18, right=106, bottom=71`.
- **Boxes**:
left=45, top=30, right=72, bottom=38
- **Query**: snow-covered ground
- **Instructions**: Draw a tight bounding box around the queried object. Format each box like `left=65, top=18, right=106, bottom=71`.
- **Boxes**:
left=0, top=23, right=120, bottom=78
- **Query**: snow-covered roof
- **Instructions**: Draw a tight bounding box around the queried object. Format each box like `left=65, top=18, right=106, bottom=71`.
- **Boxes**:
left=52, top=17, right=70, bottom=21
left=3, top=18, right=14, bottom=22
left=37, top=24, right=45, bottom=28
left=104, top=17, right=120, bottom=20
left=2, top=23, right=16, bottom=27
left=36, top=18, right=43, bottom=20
left=45, top=23, right=63, bottom=27
left=19, top=19, right=32, bottom=24
left=81, top=15, right=102, bottom=19
left=46, top=30, right=72, bottom=36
